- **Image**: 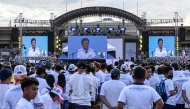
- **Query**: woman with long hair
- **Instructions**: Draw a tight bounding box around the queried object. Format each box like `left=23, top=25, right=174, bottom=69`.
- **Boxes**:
left=58, top=73, right=69, bottom=109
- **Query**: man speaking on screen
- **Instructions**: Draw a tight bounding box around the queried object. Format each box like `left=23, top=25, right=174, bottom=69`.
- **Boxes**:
left=77, top=38, right=96, bottom=59
left=155, top=38, right=167, bottom=57
left=28, top=38, right=40, bottom=57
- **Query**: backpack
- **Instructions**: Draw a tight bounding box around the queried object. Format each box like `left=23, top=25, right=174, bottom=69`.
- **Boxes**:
left=157, top=78, right=168, bottom=102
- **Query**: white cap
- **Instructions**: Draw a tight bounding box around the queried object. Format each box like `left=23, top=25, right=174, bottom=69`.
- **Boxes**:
left=68, top=64, right=76, bottom=72
left=120, top=64, right=128, bottom=71
left=14, top=65, right=27, bottom=76
left=51, top=86, right=63, bottom=100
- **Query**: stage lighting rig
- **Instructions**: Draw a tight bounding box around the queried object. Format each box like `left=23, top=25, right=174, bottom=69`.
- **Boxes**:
left=120, top=27, right=126, bottom=33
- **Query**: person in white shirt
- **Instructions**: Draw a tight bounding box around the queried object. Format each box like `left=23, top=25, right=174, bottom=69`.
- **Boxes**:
left=143, top=66, right=152, bottom=86
left=163, top=66, right=178, bottom=109
left=94, top=61, right=105, bottom=102
left=68, top=61, right=92, bottom=109
left=50, top=65, right=62, bottom=84
left=77, top=38, right=96, bottom=59
left=104, top=65, right=113, bottom=82
left=15, top=77, right=39, bottom=109
left=66, top=64, right=76, bottom=84
left=157, top=66, right=165, bottom=81
left=182, top=80, right=190, bottom=109
left=101, top=63, right=107, bottom=74
left=155, top=38, right=167, bottom=57
left=41, top=74, right=61, bottom=109
left=119, top=64, right=133, bottom=86
left=149, top=65, right=160, bottom=90
left=35, top=67, right=49, bottom=93
left=117, top=66, right=164, bottom=109
left=28, top=38, right=40, bottom=57
left=41, top=86, right=63, bottom=109
left=173, top=72, right=189, bottom=109
left=41, top=74, right=55, bottom=95
left=3, top=65, right=44, bottom=109
left=86, top=64, right=99, bottom=109
left=100, top=68, right=126, bottom=109
left=0, top=68, right=12, bottom=109
left=45, top=65, right=52, bottom=74
left=183, top=65, right=190, bottom=77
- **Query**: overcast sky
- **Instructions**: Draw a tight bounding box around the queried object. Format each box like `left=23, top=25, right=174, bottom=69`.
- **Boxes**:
left=0, top=0, right=189, bottom=26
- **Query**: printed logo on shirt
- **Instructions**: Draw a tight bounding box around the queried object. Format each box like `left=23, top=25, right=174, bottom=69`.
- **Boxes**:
left=129, top=87, right=148, bottom=91
left=33, top=103, right=44, bottom=109
left=175, top=80, right=188, bottom=83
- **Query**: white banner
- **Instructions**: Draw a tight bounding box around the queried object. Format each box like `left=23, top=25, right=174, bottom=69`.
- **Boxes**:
left=125, top=42, right=136, bottom=61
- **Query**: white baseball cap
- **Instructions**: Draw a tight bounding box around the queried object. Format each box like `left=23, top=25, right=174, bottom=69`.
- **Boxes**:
left=120, top=64, right=128, bottom=71
left=14, top=65, right=27, bottom=76
left=68, top=64, right=76, bottom=72
left=51, top=86, right=63, bottom=100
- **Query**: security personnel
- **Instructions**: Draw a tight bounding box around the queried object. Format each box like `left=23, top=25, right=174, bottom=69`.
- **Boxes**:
left=28, top=38, right=40, bottom=57
left=155, top=38, right=167, bottom=57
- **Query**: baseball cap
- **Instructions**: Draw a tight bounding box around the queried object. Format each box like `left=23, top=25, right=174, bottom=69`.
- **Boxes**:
left=120, top=64, right=128, bottom=71
left=51, top=86, right=63, bottom=100
left=0, top=68, right=12, bottom=81
left=68, top=64, right=76, bottom=72
left=14, top=65, right=27, bottom=76
left=77, top=62, right=86, bottom=69
left=34, top=65, right=40, bottom=70
left=111, top=68, right=121, bottom=76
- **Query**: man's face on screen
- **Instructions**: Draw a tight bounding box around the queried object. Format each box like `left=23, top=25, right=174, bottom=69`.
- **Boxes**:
left=31, top=41, right=36, bottom=48
left=82, top=41, right=89, bottom=50
left=158, top=41, right=163, bottom=48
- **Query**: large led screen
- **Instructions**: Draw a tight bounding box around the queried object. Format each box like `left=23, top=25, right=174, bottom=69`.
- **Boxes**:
left=149, top=36, right=175, bottom=57
left=68, top=36, right=107, bottom=59
left=22, top=36, right=48, bottom=57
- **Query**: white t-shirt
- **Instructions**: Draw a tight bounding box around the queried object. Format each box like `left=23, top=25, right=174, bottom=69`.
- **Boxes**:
left=183, top=70, right=190, bottom=77
left=100, top=80, right=126, bottom=109
left=77, top=48, right=96, bottom=59
left=144, top=79, right=150, bottom=86
left=50, top=71, right=59, bottom=84
left=3, top=84, right=44, bottom=109
left=46, top=69, right=52, bottom=74
left=165, top=79, right=176, bottom=106
left=118, top=84, right=161, bottom=109
left=63, top=84, right=70, bottom=100
left=119, top=74, right=133, bottom=86
left=41, top=93, right=53, bottom=109
left=157, top=74, right=164, bottom=81
left=96, top=70, right=105, bottom=83
left=0, top=84, right=11, bottom=109
left=66, top=74, right=74, bottom=84
left=182, top=80, right=190, bottom=108
left=149, top=75, right=160, bottom=90
left=68, top=73, right=93, bottom=106
left=104, top=74, right=112, bottom=82
left=173, top=77, right=189, bottom=104
left=35, top=76, right=49, bottom=93
left=40, top=87, right=61, bottom=109
left=87, top=73, right=100, bottom=101
left=15, top=98, right=34, bottom=109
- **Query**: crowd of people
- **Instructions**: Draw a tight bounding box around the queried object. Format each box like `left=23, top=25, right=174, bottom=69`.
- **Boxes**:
left=0, top=61, right=190, bottom=109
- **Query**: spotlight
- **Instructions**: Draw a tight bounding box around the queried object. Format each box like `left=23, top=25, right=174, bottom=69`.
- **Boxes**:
left=70, top=27, right=76, bottom=32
